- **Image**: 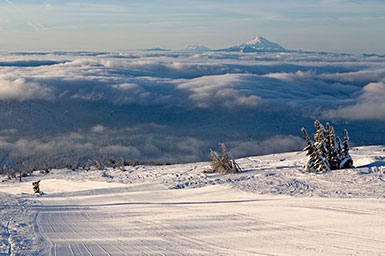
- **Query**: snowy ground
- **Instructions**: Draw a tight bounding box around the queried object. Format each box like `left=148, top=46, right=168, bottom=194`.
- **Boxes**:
left=0, top=146, right=384, bottom=255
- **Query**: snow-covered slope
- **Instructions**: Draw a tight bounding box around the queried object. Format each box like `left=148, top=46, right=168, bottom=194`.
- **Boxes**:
left=220, top=36, right=286, bottom=52
left=0, top=145, right=384, bottom=255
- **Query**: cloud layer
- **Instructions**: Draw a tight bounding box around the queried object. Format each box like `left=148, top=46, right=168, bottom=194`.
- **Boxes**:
left=0, top=76, right=53, bottom=101
left=0, top=50, right=385, bottom=167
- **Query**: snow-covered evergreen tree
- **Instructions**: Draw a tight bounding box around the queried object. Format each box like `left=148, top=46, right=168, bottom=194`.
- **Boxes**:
left=340, top=129, right=353, bottom=169
left=301, top=120, right=353, bottom=172
left=324, top=122, right=333, bottom=163
left=336, top=137, right=343, bottom=156
left=329, top=126, right=340, bottom=169
left=301, top=128, right=318, bottom=171
left=313, top=121, right=331, bottom=171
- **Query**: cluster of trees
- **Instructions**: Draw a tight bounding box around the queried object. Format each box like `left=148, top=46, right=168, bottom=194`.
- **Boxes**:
left=0, top=165, right=17, bottom=180
left=65, top=158, right=172, bottom=172
left=301, top=120, right=353, bottom=172
left=1, top=162, right=36, bottom=181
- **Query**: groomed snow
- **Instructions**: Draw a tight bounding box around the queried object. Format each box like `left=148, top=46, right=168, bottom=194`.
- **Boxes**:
left=0, top=146, right=384, bottom=255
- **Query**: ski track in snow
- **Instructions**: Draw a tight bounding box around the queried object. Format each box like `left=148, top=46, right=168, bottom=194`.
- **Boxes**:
left=0, top=145, right=384, bottom=255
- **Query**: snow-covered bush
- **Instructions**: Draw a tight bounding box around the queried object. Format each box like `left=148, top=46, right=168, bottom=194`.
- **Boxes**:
left=32, top=180, right=41, bottom=194
left=301, top=120, right=353, bottom=172
left=101, top=171, right=110, bottom=178
left=7, top=168, right=16, bottom=180
left=209, top=143, right=242, bottom=174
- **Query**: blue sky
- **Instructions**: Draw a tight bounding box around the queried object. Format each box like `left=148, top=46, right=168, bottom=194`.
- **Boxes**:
left=0, top=0, right=384, bottom=53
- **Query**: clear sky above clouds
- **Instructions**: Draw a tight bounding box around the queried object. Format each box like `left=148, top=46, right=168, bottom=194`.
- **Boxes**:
left=0, top=0, right=384, bottom=53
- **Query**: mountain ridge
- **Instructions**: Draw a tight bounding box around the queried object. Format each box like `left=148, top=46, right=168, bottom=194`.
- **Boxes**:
left=181, top=45, right=211, bottom=52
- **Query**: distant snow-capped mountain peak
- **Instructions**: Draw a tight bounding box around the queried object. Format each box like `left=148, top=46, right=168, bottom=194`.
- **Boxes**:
left=181, top=45, right=211, bottom=52
left=245, top=36, right=266, bottom=45
left=220, top=36, right=286, bottom=52
left=240, top=36, right=286, bottom=52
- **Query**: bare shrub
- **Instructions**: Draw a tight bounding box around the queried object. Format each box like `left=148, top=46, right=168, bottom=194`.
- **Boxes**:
left=209, top=143, right=242, bottom=174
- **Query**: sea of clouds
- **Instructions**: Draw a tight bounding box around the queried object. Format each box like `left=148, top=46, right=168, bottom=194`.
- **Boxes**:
left=0, top=50, right=384, bottom=168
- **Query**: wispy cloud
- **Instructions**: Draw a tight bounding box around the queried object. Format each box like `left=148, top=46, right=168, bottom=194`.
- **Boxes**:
left=3, top=0, right=44, bottom=31
left=0, top=0, right=384, bottom=52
